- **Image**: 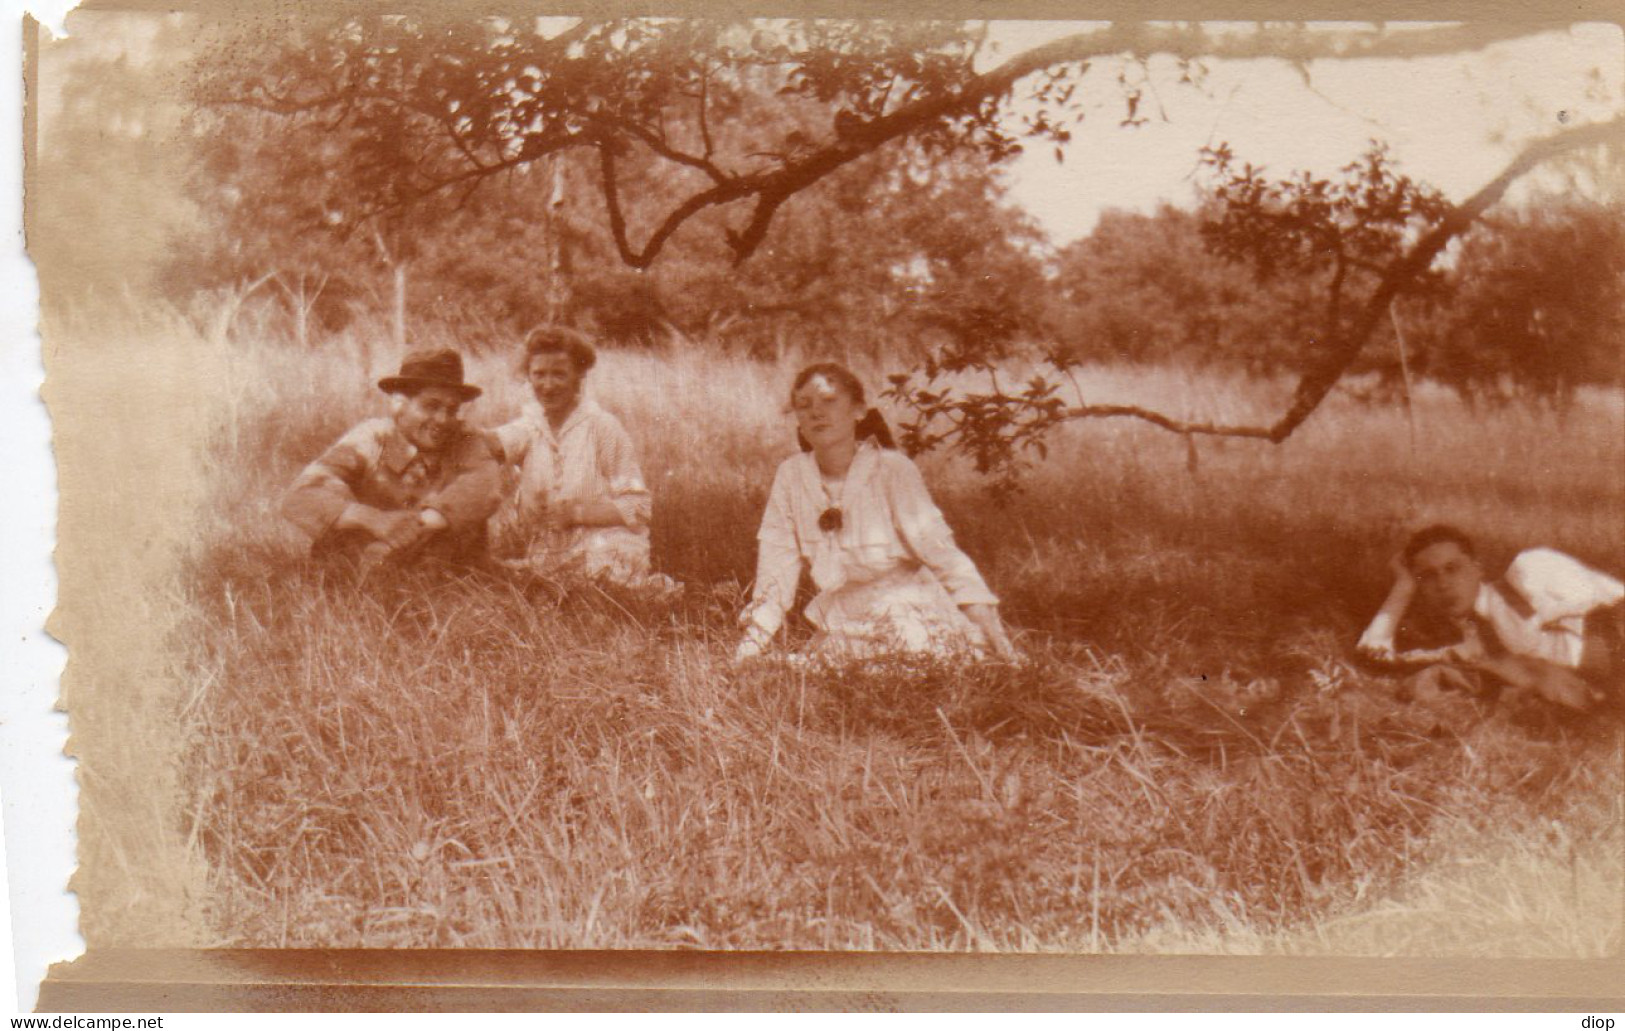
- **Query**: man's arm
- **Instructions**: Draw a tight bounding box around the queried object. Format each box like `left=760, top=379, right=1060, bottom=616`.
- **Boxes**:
left=1463, top=651, right=1599, bottom=711
left=284, top=425, right=430, bottom=552
left=1485, top=549, right=1625, bottom=667
left=420, top=430, right=505, bottom=533
left=1357, top=559, right=1415, bottom=664
left=1356, top=558, right=1473, bottom=668
left=283, top=426, right=377, bottom=540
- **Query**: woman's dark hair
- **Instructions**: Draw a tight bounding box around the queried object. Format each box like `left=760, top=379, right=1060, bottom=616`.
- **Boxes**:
left=521, top=324, right=597, bottom=373
left=791, top=362, right=897, bottom=452
left=1403, top=523, right=1477, bottom=567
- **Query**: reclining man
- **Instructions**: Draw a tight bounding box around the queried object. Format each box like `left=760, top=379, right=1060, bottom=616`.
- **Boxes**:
left=283, top=348, right=504, bottom=573
left=1358, top=524, right=1624, bottom=712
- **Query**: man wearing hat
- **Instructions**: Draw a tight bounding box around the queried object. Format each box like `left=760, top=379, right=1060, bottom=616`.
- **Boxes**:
left=283, top=348, right=504, bottom=570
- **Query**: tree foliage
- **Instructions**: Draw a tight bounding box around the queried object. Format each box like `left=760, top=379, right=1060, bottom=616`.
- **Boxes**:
left=885, top=123, right=1625, bottom=489
left=1408, top=199, right=1625, bottom=403
left=177, top=77, right=1051, bottom=352
left=190, top=15, right=1567, bottom=269
left=109, top=13, right=1625, bottom=477
left=1050, top=192, right=1624, bottom=407
left=1053, top=204, right=1317, bottom=370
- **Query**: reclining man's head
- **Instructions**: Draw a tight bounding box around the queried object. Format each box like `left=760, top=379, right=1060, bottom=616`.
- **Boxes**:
left=1404, top=524, right=1483, bottom=622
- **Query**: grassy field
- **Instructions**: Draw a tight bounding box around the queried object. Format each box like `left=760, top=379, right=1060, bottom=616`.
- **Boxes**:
left=58, top=303, right=1624, bottom=953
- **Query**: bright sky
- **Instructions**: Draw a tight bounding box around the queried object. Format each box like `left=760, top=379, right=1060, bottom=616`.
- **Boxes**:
left=985, top=22, right=1624, bottom=243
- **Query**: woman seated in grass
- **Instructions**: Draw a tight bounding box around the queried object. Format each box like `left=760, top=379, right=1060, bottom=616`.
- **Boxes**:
left=491, top=325, right=672, bottom=592
left=736, top=362, right=1016, bottom=663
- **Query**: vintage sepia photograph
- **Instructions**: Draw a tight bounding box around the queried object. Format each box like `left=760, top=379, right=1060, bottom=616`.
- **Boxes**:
left=24, top=0, right=1625, bottom=995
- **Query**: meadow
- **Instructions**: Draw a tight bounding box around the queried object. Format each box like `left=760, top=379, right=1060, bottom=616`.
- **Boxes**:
left=56, top=302, right=1625, bottom=954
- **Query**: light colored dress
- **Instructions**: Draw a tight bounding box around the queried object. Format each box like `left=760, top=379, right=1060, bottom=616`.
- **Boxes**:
left=492, top=397, right=667, bottom=588
left=742, top=441, right=999, bottom=658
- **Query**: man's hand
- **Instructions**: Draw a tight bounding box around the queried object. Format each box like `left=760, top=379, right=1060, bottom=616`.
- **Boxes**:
left=418, top=507, right=449, bottom=533
left=1471, top=652, right=1598, bottom=711
left=1388, top=549, right=1417, bottom=593
left=372, top=510, right=431, bottom=551
left=1355, top=638, right=1398, bottom=664
left=1441, top=619, right=1489, bottom=664
left=341, top=505, right=430, bottom=552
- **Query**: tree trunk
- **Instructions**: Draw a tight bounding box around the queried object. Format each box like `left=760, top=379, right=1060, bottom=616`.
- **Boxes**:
left=392, top=263, right=408, bottom=350
left=546, top=158, right=566, bottom=322
left=294, top=285, right=309, bottom=350
left=209, top=272, right=275, bottom=347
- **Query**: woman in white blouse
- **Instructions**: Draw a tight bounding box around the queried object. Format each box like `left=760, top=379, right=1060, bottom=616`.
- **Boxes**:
left=736, top=363, right=1016, bottom=662
left=492, top=325, right=670, bottom=590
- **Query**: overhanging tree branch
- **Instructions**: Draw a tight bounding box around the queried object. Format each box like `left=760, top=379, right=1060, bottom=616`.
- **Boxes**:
left=206, top=18, right=1571, bottom=266
left=888, top=116, right=1625, bottom=465
left=1269, top=115, right=1625, bottom=442
left=602, top=20, right=1565, bottom=266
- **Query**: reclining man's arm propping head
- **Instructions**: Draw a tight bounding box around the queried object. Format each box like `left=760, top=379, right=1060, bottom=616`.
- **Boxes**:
left=1356, top=552, right=1418, bottom=664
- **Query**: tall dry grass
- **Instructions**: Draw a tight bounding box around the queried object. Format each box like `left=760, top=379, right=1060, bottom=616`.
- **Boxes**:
left=62, top=303, right=1625, bottom=952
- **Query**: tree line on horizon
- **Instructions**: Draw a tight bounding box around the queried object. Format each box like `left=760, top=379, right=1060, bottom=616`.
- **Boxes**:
left=32, top=13, right=1625, bottom=410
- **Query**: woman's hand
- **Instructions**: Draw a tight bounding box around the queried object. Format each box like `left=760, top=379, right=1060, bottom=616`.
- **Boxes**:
left=963, top=604, right=1018, bottom=661
left=733, top=623, right=773, bottom=664
left=551, top=497, right=627, bottom=530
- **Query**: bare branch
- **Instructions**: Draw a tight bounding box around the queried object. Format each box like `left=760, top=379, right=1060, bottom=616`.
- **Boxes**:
left=1058, top=403, right=1276, bottom=440
left=607, top=114, right=730, bottom=184
left=724, top=189, right=790, bottom=265
left=697, top=63, right=715, bottom=161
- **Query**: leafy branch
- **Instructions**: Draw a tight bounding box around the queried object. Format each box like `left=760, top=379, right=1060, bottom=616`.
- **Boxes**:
left=197, top=17, right=1563, bottom=268
left=883, top=117, right=1625, bottom=488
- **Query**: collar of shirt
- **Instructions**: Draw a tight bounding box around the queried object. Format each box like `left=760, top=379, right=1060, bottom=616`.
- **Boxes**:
left=523, top=395, right=604, bottom=445
left=804, top=441, right=883, bottom=555
left=378, top=424, right=459, bottom=476
left=799, top=439, right=881, bottom=491
left=378, top=427, right=420, bottom=475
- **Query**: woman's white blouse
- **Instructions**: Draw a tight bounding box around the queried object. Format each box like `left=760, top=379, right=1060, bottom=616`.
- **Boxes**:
left=494, top=397, right=651, bottom=532
left=743, top=442, right=998, bottom=640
